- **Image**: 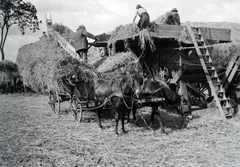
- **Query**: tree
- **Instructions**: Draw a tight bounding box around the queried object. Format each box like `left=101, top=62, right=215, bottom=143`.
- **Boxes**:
left=0, top=0, right=41, bottom=61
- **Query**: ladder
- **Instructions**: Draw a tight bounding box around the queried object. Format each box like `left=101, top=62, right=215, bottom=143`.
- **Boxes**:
left=186, top=21, right=231, bottom=119
left=45, top=15, right=78, bottom=58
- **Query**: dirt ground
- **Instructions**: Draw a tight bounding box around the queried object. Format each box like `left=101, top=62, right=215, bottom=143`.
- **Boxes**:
left=0, top=93, right=240, bottom=167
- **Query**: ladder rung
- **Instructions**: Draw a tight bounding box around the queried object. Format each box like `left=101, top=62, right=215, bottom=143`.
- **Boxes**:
left=213, top=82, right=222, bottom=86
left=220, top=98, right=227, bottom=102
left=207, top=68, right=215, bottom=71
left=211, top=76, right=218, bottom=79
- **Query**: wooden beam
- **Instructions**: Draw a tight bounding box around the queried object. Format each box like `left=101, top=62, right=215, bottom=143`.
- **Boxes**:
left=153, top=24, right=231, bottom=42
left=222, top=48, right=240, bottom=90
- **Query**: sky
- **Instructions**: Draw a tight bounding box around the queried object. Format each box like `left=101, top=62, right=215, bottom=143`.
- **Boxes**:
left=3, top=0, right=240, bottom=62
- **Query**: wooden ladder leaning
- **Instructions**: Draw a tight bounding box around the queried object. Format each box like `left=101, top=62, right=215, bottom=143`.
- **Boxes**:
left=45, top=15, right=78, bottom=59
left=186, top=21, right=231, bottom=119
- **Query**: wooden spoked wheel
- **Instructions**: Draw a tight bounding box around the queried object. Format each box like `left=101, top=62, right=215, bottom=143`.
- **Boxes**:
left=187, top=82, right=212, bottom=107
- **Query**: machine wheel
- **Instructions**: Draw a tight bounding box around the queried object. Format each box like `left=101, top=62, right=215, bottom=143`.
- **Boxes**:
left=158, top=66, right=170, bottom=82
left=187, top=82, right=212, bottom=107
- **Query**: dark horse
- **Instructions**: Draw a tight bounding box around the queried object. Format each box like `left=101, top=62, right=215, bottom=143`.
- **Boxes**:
left=73, top=67, right=142, bottom=135
left=135, top=79, right=185, bottom=133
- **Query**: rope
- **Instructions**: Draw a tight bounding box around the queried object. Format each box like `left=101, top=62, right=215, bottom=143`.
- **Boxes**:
left=76, top=98, right=108, bottom=111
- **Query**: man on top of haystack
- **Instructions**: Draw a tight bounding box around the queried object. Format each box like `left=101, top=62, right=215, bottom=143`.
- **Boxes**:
left=74, top=25, right=98, bottom=62
left=162, top=8, right=181, bottom=25
left=132, top=4, right=150, bottom=30
left=170, top=8, right=180, bottom=25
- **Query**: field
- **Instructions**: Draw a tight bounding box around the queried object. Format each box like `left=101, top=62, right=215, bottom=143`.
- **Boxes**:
left=0, top=93, right=240, bottom=167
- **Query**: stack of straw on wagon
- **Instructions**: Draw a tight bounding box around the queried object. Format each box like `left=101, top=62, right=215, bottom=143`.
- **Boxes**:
left=16, top=37, right=99, bottom=93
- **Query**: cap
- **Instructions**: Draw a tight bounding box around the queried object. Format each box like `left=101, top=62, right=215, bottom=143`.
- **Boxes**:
left=78, top=24, right=85, bottom=29
left=136, top=4, right=142, bottom=9
left=171, top=8, right=178, bottom=12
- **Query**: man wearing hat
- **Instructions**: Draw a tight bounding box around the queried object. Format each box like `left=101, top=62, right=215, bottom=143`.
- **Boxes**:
left=170, top=8, right=180, bottom=25
left=74, top=25, right=98, bottom=62
left=132, top=4, right=150, bottom=30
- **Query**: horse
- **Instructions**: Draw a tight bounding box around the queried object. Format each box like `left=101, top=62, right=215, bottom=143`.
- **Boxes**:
left=75, top=71, right=141, bottom=135
left=135, top=78, right=186, bottom=133
left=73, top=66, right=143, bottom=135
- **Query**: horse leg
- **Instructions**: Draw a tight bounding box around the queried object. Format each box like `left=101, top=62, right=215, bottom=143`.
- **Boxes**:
left=172, top=104, right=187, bottom=128
left=114, top=108, right=120, bottom=135
left=130, top=103, right=137, bottom=124
left=121, top=106, right=127, bottom=134
left=149, top=103, right=155, bottom=127
left=97, top=107, right=103, bottom=129
left=127, top=108, right=131, bottom=123
left=153, top=105, right=166, bottom=134
left=56, top=91, right=61, bottom=114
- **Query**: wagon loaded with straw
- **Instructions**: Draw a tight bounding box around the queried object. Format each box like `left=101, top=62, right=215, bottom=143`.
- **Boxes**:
left=17, top=16, right=239, bottom=122
left=16, top=31, right=140, bottom=117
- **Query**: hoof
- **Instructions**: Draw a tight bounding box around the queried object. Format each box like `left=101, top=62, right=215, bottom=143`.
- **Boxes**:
left=122, top=130, right=127, bottom=134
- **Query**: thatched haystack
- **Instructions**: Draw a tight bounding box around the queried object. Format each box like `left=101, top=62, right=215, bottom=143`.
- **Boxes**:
left=0, top=60, right=20, bottom=78
left=16, top=37, right=99, bottom=93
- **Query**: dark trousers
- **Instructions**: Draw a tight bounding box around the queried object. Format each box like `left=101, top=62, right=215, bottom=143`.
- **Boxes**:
left=138, top=13, right=150, bottom=30
left=76, top=49, right=87, bottom=62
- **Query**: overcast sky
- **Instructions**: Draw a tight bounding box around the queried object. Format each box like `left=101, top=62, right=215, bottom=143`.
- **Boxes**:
left=4, top=0, right=240, bottom=62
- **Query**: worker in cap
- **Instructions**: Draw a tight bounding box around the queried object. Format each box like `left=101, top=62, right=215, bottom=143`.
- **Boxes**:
left=171, top=8, right=178, bottom=12
left=170, top=8, right=180, bottom=25
left=133, top=4, right=150, bottom=30
left=74, top=24, right=98, bottom=62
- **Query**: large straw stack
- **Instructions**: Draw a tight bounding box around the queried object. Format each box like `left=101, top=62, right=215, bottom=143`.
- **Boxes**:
left=16, top=37, right=99, bottom=93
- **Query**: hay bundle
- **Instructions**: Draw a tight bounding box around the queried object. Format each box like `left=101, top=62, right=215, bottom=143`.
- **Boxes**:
left=96, top=52, right=139, bottom=79
left=107, top=23, right=156, bottom=52
left=16, top=37, right=99, bottom=93
left=50, top=56, right=99, bottom=92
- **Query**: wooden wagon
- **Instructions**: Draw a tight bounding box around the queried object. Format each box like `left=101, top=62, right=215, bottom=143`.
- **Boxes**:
left=93, top=22, right=239, bottom=118
left=46, top=15, right=239, bottom=119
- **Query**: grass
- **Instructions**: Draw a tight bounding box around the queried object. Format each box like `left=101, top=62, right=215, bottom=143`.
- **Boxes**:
left=0, top=93, right=240, bottom=167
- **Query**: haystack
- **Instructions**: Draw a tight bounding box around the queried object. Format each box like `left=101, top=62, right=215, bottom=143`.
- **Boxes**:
left=107, top=23, right=157, bottom=52
left=16, top=37, right=99, bottom=93
left=0, top=60, right=19, bottom=78
left=94, top=52, right=139, bottom=79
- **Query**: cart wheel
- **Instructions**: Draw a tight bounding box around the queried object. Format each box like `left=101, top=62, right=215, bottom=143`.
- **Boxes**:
left=49, top=91, right=56, bottom=113
left=158, top=66, right=170, bottom=82
left=187, top=82, right=211, bottom=107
